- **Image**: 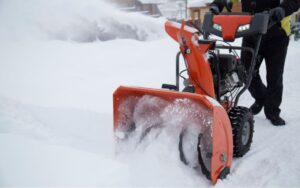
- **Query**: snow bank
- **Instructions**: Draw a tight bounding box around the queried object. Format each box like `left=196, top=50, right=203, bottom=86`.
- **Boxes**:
left=0, top=133, right=130, bottom=186
left=0, top=96, right=112, bottom=155
left=0, top=96, right=208, bottom=187
left=0, top=38, right=177, bottom=113
left=0, top=0, right=166, bottom=42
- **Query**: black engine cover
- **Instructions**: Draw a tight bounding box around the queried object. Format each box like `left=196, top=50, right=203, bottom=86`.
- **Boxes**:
left=218, top=54, right=236, bottom=77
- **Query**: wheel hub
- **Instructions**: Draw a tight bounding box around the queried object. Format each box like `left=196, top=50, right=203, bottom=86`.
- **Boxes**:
left=241, top=121, right=250, bottom=145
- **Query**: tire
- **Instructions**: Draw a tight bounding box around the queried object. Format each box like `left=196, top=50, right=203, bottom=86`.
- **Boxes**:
left=178, top=128, right=201, bottom=169
left=178, top=127, right=212, bottom=180
left=229, top=106, right=254, bottom=157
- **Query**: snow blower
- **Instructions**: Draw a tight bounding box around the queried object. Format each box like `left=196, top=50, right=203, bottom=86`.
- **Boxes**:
left=113, top=12, right=269, bottom=184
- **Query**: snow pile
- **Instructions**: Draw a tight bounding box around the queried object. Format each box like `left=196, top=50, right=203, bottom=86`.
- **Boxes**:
left=0, top=134, right=129, bottom=187
left=0, top=95, right=210, bottom=187
left=0, top=0, right=166, bottom=42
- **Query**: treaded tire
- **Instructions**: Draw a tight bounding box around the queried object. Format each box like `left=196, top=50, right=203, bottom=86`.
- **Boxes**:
left=178, top=129, right=211, bottom=180
left=229, top=106, right=254, bottom=157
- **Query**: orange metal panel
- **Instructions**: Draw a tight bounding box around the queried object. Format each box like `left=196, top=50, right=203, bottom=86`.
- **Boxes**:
left=211, top=106, right=233, bottom=184
left=165, top=21, right=216, bottom=98
left=113, top=86, right=214, bottom=130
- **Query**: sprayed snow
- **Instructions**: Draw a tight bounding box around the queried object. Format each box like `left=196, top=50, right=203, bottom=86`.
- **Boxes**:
left=0, top=0, right=166, bottom=42
left=115, top=95, right=212, bottom=171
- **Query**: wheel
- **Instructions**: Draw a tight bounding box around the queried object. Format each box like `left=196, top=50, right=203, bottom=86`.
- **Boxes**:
left=229, top=106, right=254, bottom=157
left=178, top=126, right=212, bottom=180
left=178, top=128, right=202, bottom=169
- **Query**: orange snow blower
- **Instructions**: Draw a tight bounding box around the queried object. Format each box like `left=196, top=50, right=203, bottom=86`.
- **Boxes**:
left=113, top=12, right=269, bottom=184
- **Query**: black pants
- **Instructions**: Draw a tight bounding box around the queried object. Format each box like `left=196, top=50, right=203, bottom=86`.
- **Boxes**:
left=241, top=33, right=289, bottom=117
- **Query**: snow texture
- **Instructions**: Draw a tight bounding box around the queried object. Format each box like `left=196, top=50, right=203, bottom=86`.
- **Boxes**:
left=1, top=0, right=300, bottom=187
left=115, top=95, right=212, bottom=168
left=0, top=0, right=166, bottom=42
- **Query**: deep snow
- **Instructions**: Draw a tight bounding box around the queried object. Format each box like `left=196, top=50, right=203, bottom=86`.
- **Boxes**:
left=1, top=0, right=300, bottom=187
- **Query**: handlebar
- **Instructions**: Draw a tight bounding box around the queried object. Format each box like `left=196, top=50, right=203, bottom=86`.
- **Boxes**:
left=202, top=12, right=270, bottom=41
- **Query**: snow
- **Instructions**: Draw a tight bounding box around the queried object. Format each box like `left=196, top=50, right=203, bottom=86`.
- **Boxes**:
left=139, top=0, right=167, bottom=4
left=0, top=0, right=166, bottom=42
left=188, top=0, right=213, bottom=8
left=0, top=134, right=129, bottom=186
left=115, top=95, right=212, bottom=165
left=1, top=0, right=300, bottom=187
left=205, top=96, right=222, bottom=107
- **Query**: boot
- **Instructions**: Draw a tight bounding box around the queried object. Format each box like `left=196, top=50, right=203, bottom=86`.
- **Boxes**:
left=267, top=115, right=286, bottom=126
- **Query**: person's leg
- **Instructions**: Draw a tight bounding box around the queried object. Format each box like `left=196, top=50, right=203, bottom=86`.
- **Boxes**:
left=263, top=35, right=289, bottom=125
left=241, top=36, right=267, bottom=112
